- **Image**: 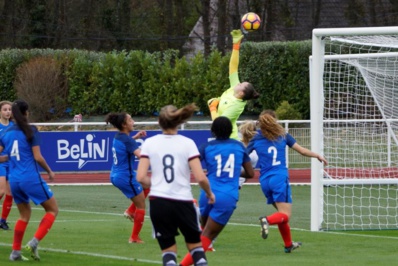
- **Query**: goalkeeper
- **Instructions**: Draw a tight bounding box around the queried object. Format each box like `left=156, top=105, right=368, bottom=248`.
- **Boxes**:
left=208, top=29, right=260, bottom=140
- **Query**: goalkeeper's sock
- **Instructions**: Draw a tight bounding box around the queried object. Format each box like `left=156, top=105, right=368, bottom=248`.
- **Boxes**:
left=266, top=212, right=289, bottom=225
left=278, top=222, right=292, bottom=248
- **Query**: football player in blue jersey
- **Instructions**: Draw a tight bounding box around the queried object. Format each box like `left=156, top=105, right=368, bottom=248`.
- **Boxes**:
left=105, top=112, right=147, bottom=244
left=0, top=100, right=14, bottom=230
left=0, top=99, right=58, bottom=261
left=247, top=110, right=328, bottom=253
left=179, top=116, right=254, bottom=266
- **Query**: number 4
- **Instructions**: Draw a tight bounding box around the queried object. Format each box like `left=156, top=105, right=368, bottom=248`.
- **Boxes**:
left=10, top=140, right=20, bottom=161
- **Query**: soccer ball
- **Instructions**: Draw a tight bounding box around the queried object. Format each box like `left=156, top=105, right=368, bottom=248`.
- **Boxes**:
left=241, top=12, right=261, bottom=32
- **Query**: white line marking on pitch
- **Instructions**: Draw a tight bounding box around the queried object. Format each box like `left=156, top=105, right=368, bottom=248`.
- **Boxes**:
left=26, top=207, right=398, bottom=241
left=0, top=243, right=161, bottom=264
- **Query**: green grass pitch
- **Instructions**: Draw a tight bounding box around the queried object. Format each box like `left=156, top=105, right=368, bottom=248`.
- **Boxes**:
left=0, top=185, right=397, bottom=265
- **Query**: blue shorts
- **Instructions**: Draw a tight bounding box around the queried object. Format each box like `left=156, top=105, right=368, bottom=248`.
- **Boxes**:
left=110, top=175, right=143, bottom=199
left=199, top=190, right=237, bottom=225
left=10, top=178, right=54, bottom=205
left=260, top=173, right=292, bottom=204
left=0, top=162, right=9, bottom=180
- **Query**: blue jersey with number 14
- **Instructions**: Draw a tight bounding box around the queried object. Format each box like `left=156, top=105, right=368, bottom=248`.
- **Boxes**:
left=247, top=133, right=296, bottom=180
left=199, top=139, right=250, bottom=200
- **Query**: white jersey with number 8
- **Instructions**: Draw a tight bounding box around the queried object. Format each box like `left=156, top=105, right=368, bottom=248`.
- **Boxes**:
left=140, top=134, right=200, bottom=201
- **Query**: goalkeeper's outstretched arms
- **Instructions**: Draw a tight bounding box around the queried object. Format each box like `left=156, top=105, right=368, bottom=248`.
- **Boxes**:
left=230, top=29, right=244, bottom=76
left=207, top=29, right=259, bottom=139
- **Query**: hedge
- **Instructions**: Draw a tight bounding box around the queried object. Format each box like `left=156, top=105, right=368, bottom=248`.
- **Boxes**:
left=0, top=41, right=312, bottom=121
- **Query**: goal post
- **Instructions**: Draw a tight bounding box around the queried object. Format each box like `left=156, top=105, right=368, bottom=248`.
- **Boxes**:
left=310, top=27, right=398, bottom=231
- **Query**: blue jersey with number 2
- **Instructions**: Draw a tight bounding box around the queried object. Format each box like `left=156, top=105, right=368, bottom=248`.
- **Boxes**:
left=247, top=133, right=296, bottom=181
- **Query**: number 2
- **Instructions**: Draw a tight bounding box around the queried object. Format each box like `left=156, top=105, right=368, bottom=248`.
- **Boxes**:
left=268, top=146, right=281, bottom=166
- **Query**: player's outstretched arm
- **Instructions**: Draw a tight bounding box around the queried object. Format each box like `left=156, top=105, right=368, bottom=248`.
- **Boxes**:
left=229, top=29, right=244, bottom=76
left=292, top=143, right=328, bottom=165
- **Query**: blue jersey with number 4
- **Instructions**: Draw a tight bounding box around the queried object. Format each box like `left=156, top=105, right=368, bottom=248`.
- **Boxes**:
left=247, top=133, right=296, bottom=180
left=199, top=139, right=250, bottom=200
left=0, top=125, right=42, bottom=182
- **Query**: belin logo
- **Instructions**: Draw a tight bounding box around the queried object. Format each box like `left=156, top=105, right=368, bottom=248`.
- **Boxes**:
left=56, top=134, right=109, bottom=169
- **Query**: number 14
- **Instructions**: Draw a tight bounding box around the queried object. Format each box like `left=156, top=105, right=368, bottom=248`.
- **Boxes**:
left=214, top=154, right=235, bottom=178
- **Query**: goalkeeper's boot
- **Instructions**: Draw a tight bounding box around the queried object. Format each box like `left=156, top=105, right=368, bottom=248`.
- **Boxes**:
left=284, top=241, right=302, bottom=253
left=231, top=29, right=244, bottom=44
left=259, top=216, right=269, bottom=239
left=26, top=238, right=40, bottom=261
left=9, top=251, right=29, bottom=261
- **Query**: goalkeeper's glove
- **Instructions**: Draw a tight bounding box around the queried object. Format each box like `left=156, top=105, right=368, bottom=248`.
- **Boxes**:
left=208, top=98, right=220, bottom=112
left=231, top=29, right=244, bottom=44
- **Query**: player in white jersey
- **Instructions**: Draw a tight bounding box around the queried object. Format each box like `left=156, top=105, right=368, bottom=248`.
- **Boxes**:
left=137, top=103, right=215, bottom=266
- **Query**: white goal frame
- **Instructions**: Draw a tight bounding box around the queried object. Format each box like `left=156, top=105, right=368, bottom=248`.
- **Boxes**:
left=310, top=26, right=398, bottom=231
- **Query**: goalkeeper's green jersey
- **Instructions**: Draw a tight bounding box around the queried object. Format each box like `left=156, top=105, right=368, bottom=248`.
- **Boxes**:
left=217, top=72, right=246, bottom=140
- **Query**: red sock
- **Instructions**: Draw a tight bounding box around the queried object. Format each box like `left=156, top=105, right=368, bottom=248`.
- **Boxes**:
left=266, top=212, right=289, bottom=225
left=180, top=235, right=212, bottom=266
left=278, top=222, right=292, bottom=247
left=132, top=209, right=145, bottom=239
left=179, top=251, right=193, bottom=266
left=143, top=188, right=150, bottom=198
left=1, top=194, right=13, bottom=220
left=127, top=202, right=136, bottom=214
left=201, top=235, right=212, bottom=251
left=34, top=213, right=56, bottom=240
left=12, top=219, right=28, bottom=250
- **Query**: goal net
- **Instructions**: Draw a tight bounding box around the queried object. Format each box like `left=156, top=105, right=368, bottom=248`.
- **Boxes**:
left=310, top=27, right=398, bottom=231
